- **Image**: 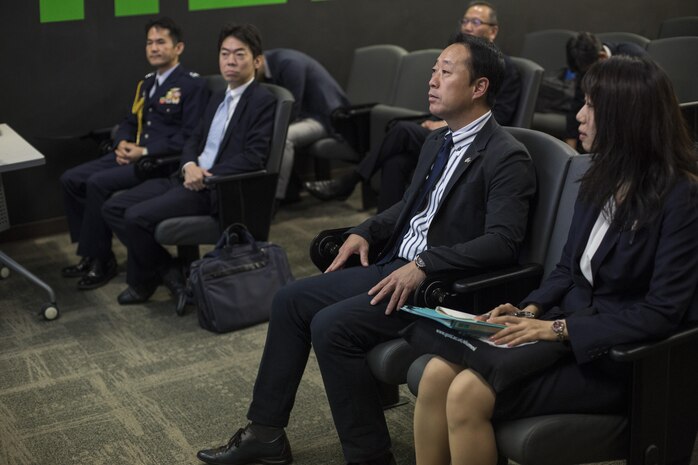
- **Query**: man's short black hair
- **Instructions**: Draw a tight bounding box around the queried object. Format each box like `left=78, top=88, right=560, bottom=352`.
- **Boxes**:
left=566, top=32, right=603, bottom=74
left=449, top=32, right=505, bottom=108
left=145, top=16, right=182, bottom=44
left=217, top=23, right=263, bottom=57
left=466, top=1, right=498, bottom=25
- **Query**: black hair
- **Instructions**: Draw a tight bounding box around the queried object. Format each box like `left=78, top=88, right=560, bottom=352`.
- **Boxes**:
left=448, top=32, right=505, bottom=108
left=145, top=17, right=182, bottom=44
left=566, top=32, right=603, bottom=74
left=466, top=1, right=498, bottom=25
left=579, top=55, right=698, bottom=230
left=217, top=23, right=263, bottom=57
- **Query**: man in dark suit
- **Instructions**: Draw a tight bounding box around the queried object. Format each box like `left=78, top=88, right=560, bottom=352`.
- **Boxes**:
left=196, top=33, right=536, bottom=465
left=563, top=31, right=647, bottom=150
left=101, top=23, right=276, bottom=305
left=257, top=48, right=349, bottom=201
left=305, top=1, right=521, bottom=210
left=60, top=16, right=208, bottom=290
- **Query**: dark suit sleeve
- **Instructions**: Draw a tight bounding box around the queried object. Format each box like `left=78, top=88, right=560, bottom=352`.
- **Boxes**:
left=566, top=183, right=698, bottom=364
left=347, top=198, right=406, bottom=246
left=421, top=148, right=535, bottom=272
left=272, top=59, right=306, bottom=122
left=493, top=56, right=521, bottom=126
left=145, top=77, right=209, bottom=155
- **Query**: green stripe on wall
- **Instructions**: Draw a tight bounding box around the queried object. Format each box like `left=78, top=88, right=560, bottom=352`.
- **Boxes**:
left=189, top=0, right=286, bottom=11
left=115, top=0, right=160, bottom=17
left=40, top=0, right=84, bottom=23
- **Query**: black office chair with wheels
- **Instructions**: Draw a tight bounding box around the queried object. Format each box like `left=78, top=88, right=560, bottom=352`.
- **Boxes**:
left=152, top=83, right=294, bottom=264
left=309, top=128, right=581, bottom=407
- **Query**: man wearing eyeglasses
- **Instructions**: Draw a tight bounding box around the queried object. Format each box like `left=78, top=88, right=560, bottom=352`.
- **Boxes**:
left=305, top=1, right=521, bottom=211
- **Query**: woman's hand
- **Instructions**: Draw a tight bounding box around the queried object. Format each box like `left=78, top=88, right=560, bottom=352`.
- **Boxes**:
left=487, top=317, right=559, bottom=347
left=476, top=303, right=555, bottom=346
left=476, top=303, right=540, bottom=321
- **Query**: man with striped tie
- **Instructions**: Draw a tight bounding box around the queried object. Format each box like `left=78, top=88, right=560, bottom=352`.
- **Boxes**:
left=60, top=17, right=207, bottom=291
left=102, top=23, right=276, bottom=305
left=196, top=33, right=536, bottom=465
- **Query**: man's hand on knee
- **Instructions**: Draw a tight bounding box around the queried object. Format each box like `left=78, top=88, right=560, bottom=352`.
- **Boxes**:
left=368, top=261, right=425, bottom=315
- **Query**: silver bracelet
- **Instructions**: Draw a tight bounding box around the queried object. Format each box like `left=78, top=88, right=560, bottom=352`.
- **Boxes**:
left=514, top=310, right=536, bottom=319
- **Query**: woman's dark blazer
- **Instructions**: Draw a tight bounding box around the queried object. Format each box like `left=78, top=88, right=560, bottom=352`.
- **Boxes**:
left=524, top=179, right=698, bottom=364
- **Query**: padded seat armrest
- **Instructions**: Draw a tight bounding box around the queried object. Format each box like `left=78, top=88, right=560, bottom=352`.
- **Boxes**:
left=413, top=264, right=544, bottom=311
left=204, top=170, right=267, bottom=185
left=333, top=103, right=378, bottom=116
left=134, top=153, right=181, bottom=180
left=452, top=264, right=543, bottom=293
left=610, top=324, right=698, bottom=362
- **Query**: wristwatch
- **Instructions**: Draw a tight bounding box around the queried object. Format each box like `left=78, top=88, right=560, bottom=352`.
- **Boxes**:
left=414, top=254, right=427, bottom=271
left=551, top=320, right=567, bottom=342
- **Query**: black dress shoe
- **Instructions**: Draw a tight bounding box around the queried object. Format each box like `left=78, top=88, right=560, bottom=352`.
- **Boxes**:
left=196, top=424, right=293, bottom=465
left=61, top=257, right=93, bottom=278
left=117, top=283, right=158, bottom=305
left=77, top=256, right=117, bottom=290
left=304, top=178, right=356, bottom=201
left=161, top=264, right=185, bottom=296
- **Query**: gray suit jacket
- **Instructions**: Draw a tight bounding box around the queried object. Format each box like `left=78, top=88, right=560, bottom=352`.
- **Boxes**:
left=349, top=117, right=536, bottom=274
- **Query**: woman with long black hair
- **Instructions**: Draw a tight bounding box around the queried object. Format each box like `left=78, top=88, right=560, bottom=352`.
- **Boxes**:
left=413, top=55, right=698, bottom=465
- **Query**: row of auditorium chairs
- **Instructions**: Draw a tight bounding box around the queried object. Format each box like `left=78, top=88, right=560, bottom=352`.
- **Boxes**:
left=306, top=44, right=545, bottom=208
left=308, top=127, right=698, bottom=465
left=524, top=31, right=698, bottom=139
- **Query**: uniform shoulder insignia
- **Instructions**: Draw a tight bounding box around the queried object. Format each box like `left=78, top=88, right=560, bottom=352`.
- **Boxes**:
left=144, top=72, right=155, bottom=79
left=189, top=71, right=200, bottom=78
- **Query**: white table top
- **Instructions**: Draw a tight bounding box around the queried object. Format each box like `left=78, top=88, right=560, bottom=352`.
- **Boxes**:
left=0, top=123, right=46, bottom=174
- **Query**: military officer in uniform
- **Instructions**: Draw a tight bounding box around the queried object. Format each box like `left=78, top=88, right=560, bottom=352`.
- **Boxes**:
left=60, top=16, right=208, bottom=290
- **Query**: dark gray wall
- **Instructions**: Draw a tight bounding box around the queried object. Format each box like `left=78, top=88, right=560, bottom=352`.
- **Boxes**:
left=0, top=0, right=696, bottom=233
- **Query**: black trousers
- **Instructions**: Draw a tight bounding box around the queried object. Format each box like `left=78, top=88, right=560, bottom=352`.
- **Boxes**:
left=60, top=152, right=140, bottom=260
left=247, top=260, right=415, bottom=463
left=356, top=121, right=430, bottom=212
left=101, top=177, right=212, bottom=287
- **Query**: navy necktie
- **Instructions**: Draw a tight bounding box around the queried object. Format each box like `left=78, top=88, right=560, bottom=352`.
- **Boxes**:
left=378, top=132, right=454, bottom=264
left=406, top=132, right=454, bottom=219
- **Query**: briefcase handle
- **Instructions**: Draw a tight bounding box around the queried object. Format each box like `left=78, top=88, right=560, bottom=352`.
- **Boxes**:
left=217, top=223, right=259, bottom=253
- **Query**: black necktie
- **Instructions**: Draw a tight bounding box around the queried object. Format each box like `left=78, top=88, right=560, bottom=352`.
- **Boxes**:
left=406, top=132, right=454, bottom=219
left=378, top=132, right=454, bottom=264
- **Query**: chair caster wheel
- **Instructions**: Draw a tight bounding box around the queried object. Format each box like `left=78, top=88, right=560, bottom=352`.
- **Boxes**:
left=0, top=266, right=9, bottom=279
left=41, top=303, right=60, bottom=321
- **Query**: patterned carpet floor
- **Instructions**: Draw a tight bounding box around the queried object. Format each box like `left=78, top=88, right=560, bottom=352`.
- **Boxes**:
left=0, top=192, right=421, bottom=465
left=1, top=188, right=690, bottom=465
